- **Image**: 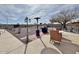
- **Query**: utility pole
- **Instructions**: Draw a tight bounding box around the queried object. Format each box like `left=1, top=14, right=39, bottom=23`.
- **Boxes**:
left=24, top=16, right=31, bottom=54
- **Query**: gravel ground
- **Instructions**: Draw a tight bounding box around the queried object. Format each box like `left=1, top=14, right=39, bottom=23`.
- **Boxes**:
left=7, top=26, right=42, bottom=43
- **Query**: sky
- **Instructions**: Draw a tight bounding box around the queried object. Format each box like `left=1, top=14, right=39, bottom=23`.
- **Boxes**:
left=0, top=4, right=79, bottom=24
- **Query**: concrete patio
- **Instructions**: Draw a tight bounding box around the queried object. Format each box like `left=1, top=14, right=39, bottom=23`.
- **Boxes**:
left=0, top=29, right=79, bottom=54
left=0, top=29, right=25, bottom=54
left=26, top=31, right=79, bottom=54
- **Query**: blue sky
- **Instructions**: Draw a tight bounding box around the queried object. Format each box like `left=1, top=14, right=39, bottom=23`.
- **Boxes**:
left=0, top=4, right=79, bottom=24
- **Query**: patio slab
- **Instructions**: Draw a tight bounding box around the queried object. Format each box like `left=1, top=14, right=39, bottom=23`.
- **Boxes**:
left=0, top=29, right=25, bottom=54
left=0, top=29, right=79, bottom=54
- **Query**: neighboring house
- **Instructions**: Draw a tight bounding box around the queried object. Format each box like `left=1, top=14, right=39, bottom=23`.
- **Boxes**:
left=67, top=18, right=79, bottom=34
left=47, top=23, right=61, bottom=29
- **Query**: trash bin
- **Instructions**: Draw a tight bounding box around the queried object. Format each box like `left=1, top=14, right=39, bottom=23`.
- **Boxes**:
left=36, top=29, right=40, bottom=38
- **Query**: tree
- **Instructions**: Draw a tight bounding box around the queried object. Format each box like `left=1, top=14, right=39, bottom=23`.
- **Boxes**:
left=50, top=9, right=78, bottom=30
left=50, top=15, right=63, bottom=29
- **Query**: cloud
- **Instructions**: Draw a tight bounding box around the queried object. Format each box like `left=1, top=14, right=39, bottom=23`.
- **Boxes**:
left=0, top=4, right=79, bottom=24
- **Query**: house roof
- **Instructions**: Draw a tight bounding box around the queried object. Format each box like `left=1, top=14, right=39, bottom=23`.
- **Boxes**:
left=67, top=18, right=79, bottom=27
left=67, top=22, right=79, bottom=27
left=67, top=18, right=79, bottom=24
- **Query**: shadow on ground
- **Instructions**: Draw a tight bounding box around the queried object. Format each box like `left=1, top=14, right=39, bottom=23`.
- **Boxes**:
left=53, top=38, right=79, bottom=54
left=41, top=47, right=60, bottom=54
